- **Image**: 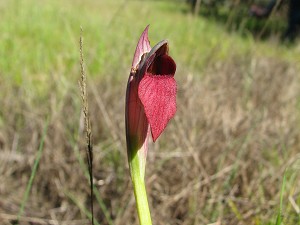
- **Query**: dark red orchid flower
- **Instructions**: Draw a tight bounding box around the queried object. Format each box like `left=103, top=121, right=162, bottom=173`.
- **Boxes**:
left=125, top=25, right=177, bottom=157
left=125, top=25, right=177, bottom=225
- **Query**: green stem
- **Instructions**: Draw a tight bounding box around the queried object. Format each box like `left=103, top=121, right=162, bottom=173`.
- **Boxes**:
left=129, top=150, right=152, bottom=225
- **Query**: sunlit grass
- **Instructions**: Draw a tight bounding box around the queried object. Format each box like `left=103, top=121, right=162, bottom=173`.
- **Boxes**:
left=1, top=0, right=299, bottom=84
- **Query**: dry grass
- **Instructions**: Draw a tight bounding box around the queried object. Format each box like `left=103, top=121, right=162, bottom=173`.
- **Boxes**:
left=0, top=52, right=299, bottom=224
left=1, top=1, right=300, bottom=224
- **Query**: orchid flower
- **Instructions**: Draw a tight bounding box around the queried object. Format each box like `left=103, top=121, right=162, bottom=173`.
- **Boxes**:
left=125, top=25, right=177, bottom=225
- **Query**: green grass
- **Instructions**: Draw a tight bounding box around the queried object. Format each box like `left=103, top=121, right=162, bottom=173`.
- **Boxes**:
left=17, top=117, right=49, bottom=223
left=275, top=172, right=286, bottom=225
left=1, top=0, right=299, bottom=84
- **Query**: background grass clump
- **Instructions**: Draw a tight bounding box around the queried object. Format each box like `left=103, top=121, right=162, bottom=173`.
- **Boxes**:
left=0, top=0, right=300, bottom=224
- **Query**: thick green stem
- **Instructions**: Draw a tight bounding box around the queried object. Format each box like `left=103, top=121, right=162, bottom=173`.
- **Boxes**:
left=129, top=150, right=152, bottom=225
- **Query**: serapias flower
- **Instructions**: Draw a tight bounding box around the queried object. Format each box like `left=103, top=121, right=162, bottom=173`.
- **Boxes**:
left=126, top=25, right=176, bottom=150
left=125, top=25, right=176, bottom=225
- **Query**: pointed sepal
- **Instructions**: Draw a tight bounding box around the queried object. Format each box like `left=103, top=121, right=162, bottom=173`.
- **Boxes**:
left=131, top=25, right=151, bottom=70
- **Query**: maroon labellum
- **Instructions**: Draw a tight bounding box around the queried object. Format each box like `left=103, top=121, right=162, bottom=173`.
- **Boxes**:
left=126, top=25, right=177, bottom=150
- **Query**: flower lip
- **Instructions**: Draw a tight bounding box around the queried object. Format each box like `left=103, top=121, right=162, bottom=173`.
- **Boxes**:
left=138, top=40, right=169, bottom=73
left=146, top=41, right=176, bottom=76
left=148, top=40, right=169, bottom=58
left=147, top=54, right=176, bottom=76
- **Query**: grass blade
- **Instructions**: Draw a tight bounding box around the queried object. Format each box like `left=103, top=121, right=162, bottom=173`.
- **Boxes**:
left=71, top=139, right=114, bottom=225
left=275, top=172, right=286, bottom=225
left=64, top=190, right=101, bottom=225
left=17, top=117, right=50, bottom=223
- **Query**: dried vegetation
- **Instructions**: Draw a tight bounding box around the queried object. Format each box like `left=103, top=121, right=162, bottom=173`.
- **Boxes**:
left=0, top=53, right=300, bottom=224
left=1, top=1, right=300, bottom=224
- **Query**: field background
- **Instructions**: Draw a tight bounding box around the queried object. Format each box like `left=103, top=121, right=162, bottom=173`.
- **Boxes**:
left=1, top=0, right=300, bottom=224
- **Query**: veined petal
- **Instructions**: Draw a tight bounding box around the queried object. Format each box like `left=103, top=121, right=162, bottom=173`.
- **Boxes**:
left=138, top=73, right=177, bottom=142
left=125, top=75, right=150, bottom=179
left=126, top=76, right=149, bottom=150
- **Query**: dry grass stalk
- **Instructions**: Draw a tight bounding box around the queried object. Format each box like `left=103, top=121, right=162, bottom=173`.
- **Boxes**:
left=78, top=28, right=94, bottom=225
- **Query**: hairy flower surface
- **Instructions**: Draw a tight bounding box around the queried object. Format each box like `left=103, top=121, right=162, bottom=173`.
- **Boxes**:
left=125, top=25, right=177, bottom=225
left=125, top=25, right=177, bottom=152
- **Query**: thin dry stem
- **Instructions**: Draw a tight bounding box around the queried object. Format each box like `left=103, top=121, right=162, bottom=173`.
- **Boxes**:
left=79, top=27, right=94, bottom=225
